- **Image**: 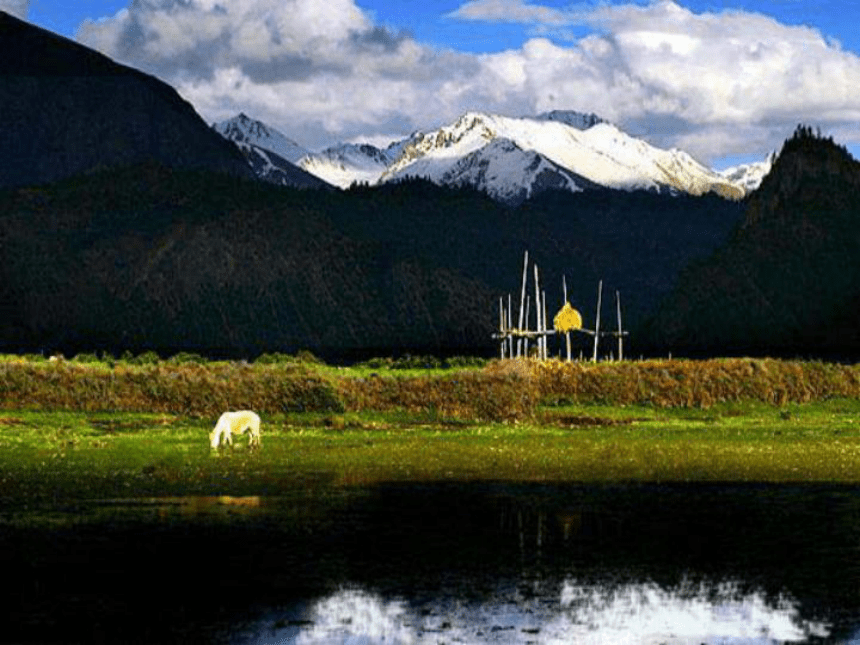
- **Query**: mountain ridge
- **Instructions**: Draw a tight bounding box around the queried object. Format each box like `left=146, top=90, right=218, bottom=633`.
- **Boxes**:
left=0, top=162, right=744, bottom=359
left=0, top=11, right=255, bottom=189
left=643, top=127, right=860, bottom=357
left=217, top=110, right=770, bottom=203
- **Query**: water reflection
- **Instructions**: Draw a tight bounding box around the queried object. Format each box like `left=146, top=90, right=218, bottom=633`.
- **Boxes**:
left=4, top=483, right=860, bottom=644
left=237, top=578, right=829, bottom=644
left=153, top=495, right=263, bottom=519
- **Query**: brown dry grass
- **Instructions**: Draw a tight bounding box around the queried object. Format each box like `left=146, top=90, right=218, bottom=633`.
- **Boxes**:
left=336, top=360, right=537, bottom=422
left=0, top=360, right=343, bottom=417
left=1, top=356, right=857, bottom=422
left=533, top=357, right=860, bottom=408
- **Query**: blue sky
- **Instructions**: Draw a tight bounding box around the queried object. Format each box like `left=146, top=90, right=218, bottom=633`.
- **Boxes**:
left=21, top=1, right=860, bottom=56
left=6, top=1, right=860, bottom=166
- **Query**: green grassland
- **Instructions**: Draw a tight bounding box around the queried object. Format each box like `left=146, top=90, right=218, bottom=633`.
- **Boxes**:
left=1, top=353, right=860, bottom=505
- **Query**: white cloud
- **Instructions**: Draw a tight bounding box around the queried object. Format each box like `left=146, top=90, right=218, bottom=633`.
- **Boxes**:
left=73, top=0, right=860, bottom=163
left=0, top=0, right=30, bottom=19
left=447, top=0, right=571, bottom=26
left=453, top=0, right=860, bottom=161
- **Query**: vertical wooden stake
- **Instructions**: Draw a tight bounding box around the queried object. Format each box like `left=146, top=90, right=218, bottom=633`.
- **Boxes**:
left=499, top=296, right=505, bottom=359
left=616, top=290, right=623, bottom=362
left=507, top=293, right=514, bottom=358
left=562, top=275, right=571, bottom=361
left=533, top=265, right=541, bottom=360
left=517, top=251, right=528, bottom=358
left=524, top=295, right=531, bottom=358
left=592, top=279, right=602, bottom=363
left=542, top=289, right=548, bottom=361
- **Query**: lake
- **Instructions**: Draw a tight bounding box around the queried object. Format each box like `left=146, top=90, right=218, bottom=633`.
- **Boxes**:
left=3, top=482, right=860, bottom=644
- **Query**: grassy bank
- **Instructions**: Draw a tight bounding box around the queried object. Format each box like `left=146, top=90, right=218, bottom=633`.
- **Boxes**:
left=1, top=354, right=859, bottom=502
left=1, top=399, right=860, bottom=506
left=3, top=354, right=859, bottom=419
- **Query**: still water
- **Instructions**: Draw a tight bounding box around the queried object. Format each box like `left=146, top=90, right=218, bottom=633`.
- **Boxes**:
left=3, top=483, right=860, bottom=644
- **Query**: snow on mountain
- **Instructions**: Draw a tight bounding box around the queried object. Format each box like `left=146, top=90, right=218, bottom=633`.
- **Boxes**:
left=213, top=113, right=332, bottom=189
left=381, top=112, right=746, bottom=201
left=718, top=153, right=775, bottom=194
left=215, top=110, right=753, bottom=202
left=438, top=137, right=601, bottom=203
left=533, top=110, right=605, bottom=130
left=235, top=141, right=329, bottom=189
left=297, top=142, right=402, bottom=189
left=214, top=113, right=308, bottom=164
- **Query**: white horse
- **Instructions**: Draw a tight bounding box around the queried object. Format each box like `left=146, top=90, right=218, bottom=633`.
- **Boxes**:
left=210, top=410, right=261, bottom=449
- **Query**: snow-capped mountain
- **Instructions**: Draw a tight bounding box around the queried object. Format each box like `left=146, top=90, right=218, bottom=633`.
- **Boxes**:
left=380, top=111, right=746, bottom=201
left=214, top=110, right=765, bottom=202
left=214, top=113, right=308, bottom=163
left=213, top=113, right=329, bottom=189
left=533, top=110, right=605, bottom=130
left=436, top=137, right=600, bottom=203
left=238, top=142, right=330, bottom=189
left=298, top=142, right=404, bottom=189
left=718, top=153, right=776, bottom=194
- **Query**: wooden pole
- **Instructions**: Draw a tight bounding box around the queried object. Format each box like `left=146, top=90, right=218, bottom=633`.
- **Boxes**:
left=616, top=290, right=623, bottom=362
left=563, top=275, right=571, bottom=362
left=524, top=295, right=531, bottom=357
left=507, top=293, right=514, bottom=358
left=592, top=280, right=603, bottom=363
left=542, top=289, right=548, bottom=360
left=517, top=251, right=528, bottom=358
left=499, top=296, right=505, bottom=359
left=533, top=265, right=541, bottom=360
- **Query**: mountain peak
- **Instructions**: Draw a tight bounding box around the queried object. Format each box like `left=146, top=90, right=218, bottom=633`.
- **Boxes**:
left=744, top=125, right=860, bottom=228
left=533, top=110, right=605, bottom=130
left=215, top=110, right=753, bottom=203
left=214, top=114, right=308, bottom=164
left=382, top=111, right=746, bottom=201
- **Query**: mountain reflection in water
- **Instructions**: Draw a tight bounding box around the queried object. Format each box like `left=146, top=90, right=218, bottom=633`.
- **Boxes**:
left=247, top=580, right=827, bottom=645
left=3, top=483, right=860, bottom=644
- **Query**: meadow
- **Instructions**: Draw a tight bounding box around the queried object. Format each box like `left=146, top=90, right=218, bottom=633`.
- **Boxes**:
left=2, top=352, right=860, bottom=506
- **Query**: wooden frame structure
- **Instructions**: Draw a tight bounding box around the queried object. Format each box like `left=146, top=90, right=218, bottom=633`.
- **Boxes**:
left=494, top=251, right=629, bottom=362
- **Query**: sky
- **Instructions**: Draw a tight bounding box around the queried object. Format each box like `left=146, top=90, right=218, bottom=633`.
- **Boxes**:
left=5, top=0, right=860, bottom=167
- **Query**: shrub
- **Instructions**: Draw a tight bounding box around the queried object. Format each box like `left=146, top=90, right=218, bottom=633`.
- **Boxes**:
left=391, top=354, right=442, bottom=370
left=167, top=352, right=206, bottom=365
left=71, top=352, right=101, bottom=364
left=356, top=357, right=393, bottom=370
left=295, top=350, right=323, bottom=365
left=444, top=356, right=488, bottom=369
left=124, top=351, right=161, bottom=365
left=254, top=352, right=297, bottom=365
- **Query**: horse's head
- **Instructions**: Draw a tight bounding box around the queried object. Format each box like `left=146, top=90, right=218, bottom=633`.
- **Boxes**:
left=209, top=428, right=220, bottom=449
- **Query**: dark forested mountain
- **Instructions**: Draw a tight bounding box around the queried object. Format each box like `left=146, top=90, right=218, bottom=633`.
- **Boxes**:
left=13, top=10, right=856, bottom=360
left=0, top=11, right=254, bottom=189
left=0, top=163, right=742, bottom=359
left=643, top=127, right=860, bottom=358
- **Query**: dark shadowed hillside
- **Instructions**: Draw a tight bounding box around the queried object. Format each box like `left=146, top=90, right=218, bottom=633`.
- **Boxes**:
left=643, top=127, right=860, bottom=358
left=0, top=164, right=742, bottom=359
left=0, top=11, right=254, bottom=188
